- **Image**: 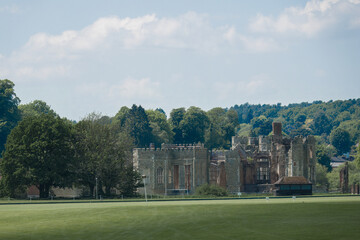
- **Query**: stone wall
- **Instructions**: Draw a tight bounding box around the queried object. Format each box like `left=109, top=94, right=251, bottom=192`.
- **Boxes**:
left=134, top=123, right=316, bottom=194
left=133, top=144, right=209, bottom=195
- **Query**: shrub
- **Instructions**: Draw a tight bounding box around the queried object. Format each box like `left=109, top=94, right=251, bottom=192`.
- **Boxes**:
left=195, top=184, right=228, bottom=197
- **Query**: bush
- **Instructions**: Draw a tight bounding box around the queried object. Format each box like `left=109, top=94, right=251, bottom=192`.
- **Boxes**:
left=195, top=184, right=228, bottom=197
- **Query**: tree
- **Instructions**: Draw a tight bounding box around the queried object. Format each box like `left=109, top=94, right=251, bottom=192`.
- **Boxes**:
left=75, top=114, right=138, bottom=197
left=250, top=116, right=272, bottom=137
left=146, top=109, right=173, bottom=146
left=180, top=107, right=209, bottom=143
left=205, top=108, right=239, bottom=149
left=311, top=110, right=332, bottom=136
left=0, top=114, right=75, bottom=198
left=169, top=108, right=186, bottom=144
left=315, top=163, right=329, bottom=188
left=316, top=144, right=333, bottom=171
left=125, top=105, right=153, bottom=148
left=112, top=105, right=153, bottom=148
left=112, top=106, right=130, bottom=128
left=330, top=128, right=352, bottom=155
left=19, top=100, right=57, bottom=119
left=0, top=79, right=20, bottom=156
left=338, top=119, right=360, bottom=144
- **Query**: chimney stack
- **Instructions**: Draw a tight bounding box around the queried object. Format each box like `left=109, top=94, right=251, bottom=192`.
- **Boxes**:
left=273, top=122, right=282, bottom=136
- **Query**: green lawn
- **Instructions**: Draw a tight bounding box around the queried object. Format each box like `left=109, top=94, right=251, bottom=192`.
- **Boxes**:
left=0, top=197, right=359, bottom=240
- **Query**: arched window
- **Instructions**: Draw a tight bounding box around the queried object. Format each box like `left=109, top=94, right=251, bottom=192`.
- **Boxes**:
left=156, top=167, right=164, bottom=184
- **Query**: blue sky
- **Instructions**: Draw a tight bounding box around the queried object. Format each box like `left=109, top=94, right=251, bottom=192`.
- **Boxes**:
left=1, top=0, right=360, bottom=120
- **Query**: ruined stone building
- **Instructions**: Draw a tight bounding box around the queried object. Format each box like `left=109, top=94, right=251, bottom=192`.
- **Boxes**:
left=133, top=123, right=316, bottom=195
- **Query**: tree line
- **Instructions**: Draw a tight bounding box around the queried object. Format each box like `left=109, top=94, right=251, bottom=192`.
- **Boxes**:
left=1, top=79, right=360, bottom=197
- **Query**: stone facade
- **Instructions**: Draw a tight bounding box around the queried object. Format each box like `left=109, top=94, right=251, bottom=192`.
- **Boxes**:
left=133, top=123, right=316, bottom=194
left=133, top=143, right=209, bottom=195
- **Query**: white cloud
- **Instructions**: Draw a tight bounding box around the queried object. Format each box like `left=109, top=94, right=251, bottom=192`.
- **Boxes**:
left=14, top=66, right=69, bottom=80
left=0, top=5, right=20, bottom=14
left=78, top=77, right=161, bottom=100
left=212, top=74, right=271, bottom=100
left=110, top=78, right=160, bottom=99
left=2, top=12, right=244, bottom=80
left=21, top=12, right=227, bottom=54
left=249, top=0, right=360, bottom=37
left=238, top=35, right=281, bottom=52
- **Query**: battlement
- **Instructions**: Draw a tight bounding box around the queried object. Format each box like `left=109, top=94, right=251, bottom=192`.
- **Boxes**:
left=134, top=143, right=206, bottom=152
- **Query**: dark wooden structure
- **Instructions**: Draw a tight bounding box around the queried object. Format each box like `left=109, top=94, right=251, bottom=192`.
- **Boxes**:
left=274, top=176, right=312, bottom=196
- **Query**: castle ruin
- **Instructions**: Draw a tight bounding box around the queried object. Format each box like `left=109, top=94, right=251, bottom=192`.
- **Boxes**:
left=133, top=123, right=316, bottom=195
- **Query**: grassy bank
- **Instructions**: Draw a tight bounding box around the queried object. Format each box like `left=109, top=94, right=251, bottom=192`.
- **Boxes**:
left=0, top=196, right=359, bottom=239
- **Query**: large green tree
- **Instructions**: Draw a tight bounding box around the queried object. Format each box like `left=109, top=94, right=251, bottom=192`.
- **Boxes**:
left=311, top=110, right=333, bottom=136
left=113, top=105, right=152, bottom=148
left=205, top=108, right=239, bottom=149
left=0, top=114, right=75, bottom=198
left=0, top=79, right=20, bottom=156
left=75, top=114, right=138, bottom=197
left=146, top=109, right=173, bottom=146
left=19, top=100, right=57, bottom=119
left=180, top=107, right=209, bottom=144
left=330, top=128, right=352, bottom=155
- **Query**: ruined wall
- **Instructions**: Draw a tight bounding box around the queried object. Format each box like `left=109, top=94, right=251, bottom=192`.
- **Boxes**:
left=133, top=145, right=209, bottom=195
left=211, top=150, right=242, bottom=193
left=134, top=123, right=316, bottom=195
left=288, top=136, right=316, bottom=183
left=340, top=162, right=349, bottom=193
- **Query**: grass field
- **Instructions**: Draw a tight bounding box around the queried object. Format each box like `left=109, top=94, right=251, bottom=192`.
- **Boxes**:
left=0, top=196, right=359, bottom=240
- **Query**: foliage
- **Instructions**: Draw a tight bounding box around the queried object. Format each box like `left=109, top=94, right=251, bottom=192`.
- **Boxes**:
left=74, top=113, right=137, bottom=197
left=330, top=128, right=352, bottom=155
left=249, top=115, right=272, bottom=137
left=311, top=110, right=333, bottom=136
left=0, top=114, right=75, bottom=198
left=348, top=162, right=360, bottom=185
left=0, top=79, right=20, bottom=156
left=355, top=143, right=360, bottom=168
left=327, top=168, right=340, bottom=191
left=338, top=119, right=360, bottom=144
left=237, top=123, right=251, bottom=137
left=19, top=100, right=57, bottom=119
left=195, top=184, right=228, bottom=197
left=169, top=108, right=186, bottom=144
left=205, top=108, right=238, bottom=149
left=113, top=105, right=152, bottom=148
left=146, top=109, right=173, bottom=146
left=315, top=163, right=329, bottom=188
left=112, top=106, right=130, bottom=128
left=316, top=144, right=333, bottom=171
left=231, top=99, right=360, bottom=144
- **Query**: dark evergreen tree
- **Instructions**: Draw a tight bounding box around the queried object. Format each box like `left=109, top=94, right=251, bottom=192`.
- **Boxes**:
left=125, top=105, right=153, bottom=148
left=169, top=108, right=186, bottom=144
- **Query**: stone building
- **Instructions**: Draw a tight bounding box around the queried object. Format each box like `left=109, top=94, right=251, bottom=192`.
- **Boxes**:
left=133, top=122, right=316, bottom=195
left=133, top=143, right=209, bottom=195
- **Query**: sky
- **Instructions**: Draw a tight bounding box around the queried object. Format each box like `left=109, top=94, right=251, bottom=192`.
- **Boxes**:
left=1, top=0, right=360, bottom=121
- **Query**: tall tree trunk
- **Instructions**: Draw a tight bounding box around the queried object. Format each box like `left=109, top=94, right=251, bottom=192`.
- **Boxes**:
left=89, top=184, right=94, bottom=198
left=39, top=183, right=50, bottom=198
left=105, top=185, right=111, bottom=196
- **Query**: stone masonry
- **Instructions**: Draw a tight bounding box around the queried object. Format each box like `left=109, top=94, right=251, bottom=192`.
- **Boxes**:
left=133, top=122, right=316, bottom=194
